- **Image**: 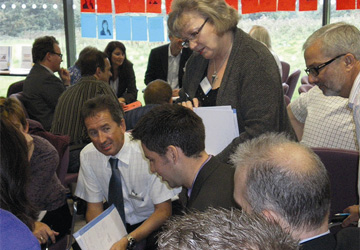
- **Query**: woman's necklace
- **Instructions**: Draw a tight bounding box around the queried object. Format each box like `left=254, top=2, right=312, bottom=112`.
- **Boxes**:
left=211, top=44, right=233, bottom=84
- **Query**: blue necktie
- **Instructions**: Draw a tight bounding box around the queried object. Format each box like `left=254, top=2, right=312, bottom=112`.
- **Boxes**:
left=108, top=157, right=126, bottom=224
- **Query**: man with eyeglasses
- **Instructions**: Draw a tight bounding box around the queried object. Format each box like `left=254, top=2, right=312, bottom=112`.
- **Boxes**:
left=23, top=36, right=70, bottom=131
left=302, top=22, right=360, bottom=228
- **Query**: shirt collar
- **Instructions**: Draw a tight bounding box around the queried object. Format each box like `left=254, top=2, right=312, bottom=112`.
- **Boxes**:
left=39, top=63, right=54, bottom=74
left=348, top=71, right=360, bottom=108
left=299, top=230, right=330, bottom=244
left=108, top=133, right=131, bottom=167
left=187, top=155, right=212, bottom=198
left=168, top=44, right=182, bottom=58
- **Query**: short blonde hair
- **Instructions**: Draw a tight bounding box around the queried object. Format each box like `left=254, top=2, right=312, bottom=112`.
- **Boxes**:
left=249, top=25, right=272, bottom=50
left=168, top=0, right=240, bottom=37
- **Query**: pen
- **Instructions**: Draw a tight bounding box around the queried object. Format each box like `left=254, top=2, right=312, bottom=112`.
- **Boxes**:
left=334, top=213, right=350, bottom=216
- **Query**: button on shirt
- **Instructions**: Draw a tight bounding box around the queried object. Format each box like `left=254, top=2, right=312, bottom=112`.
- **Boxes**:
left=75, top=132, right=181, bottom=225
left=167, top=46, right=182, bottom=90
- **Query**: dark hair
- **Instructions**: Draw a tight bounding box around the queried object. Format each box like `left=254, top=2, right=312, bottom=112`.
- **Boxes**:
left=132, top=104, right=205, bottom=157
left=32, top=36, right=59, bottom=63
left=0, top=118, right=38, bottom=230
left=75, top=46, right=98, bottom=67
left=81, top=95, right=124, bottom=126
left=80, top=50, right=108, bottom=76
left=104, top=41, right=133, bottom=82
left=144, top=80, right=172, bottom=105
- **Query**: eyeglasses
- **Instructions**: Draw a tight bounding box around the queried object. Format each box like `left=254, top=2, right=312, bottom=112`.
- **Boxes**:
left=51, top=52, right=63, bottom=59
left=305, top=54, right=346, bottom=76
left=181, top=18, right=209, bottom=48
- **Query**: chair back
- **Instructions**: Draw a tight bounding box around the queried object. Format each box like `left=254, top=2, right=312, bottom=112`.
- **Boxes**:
left=312, top=148, right=359, bottom=217
left=298, top=84, right=314, bottom=94
left=9, top=92, right=29, bottom=118
left=285, top=69, right=301, bottom=100
left=28, top=119, right=70, bottom=186
left=282, top=83, right=289, bottom=95
left=7, top=80, right=25, bottom=97
left=284, top=95, right=291, bottom=106
left=281, top=61, right=290, bottom=83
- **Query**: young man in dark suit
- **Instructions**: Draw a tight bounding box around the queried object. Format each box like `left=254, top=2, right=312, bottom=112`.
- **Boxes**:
left=132, top=104, right=237, bottom=212
left=144, top=33, right=192, bottom=97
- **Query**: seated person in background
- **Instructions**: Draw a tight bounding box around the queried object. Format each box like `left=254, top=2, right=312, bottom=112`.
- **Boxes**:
left=104, top=41, right=138, bottom=104
left=144, top=32, right=192, bottom=97
left=249, top=25, right=282, bottom=78
left=287, top=85, right=358, bottom=151
left=232, top=133, right=360, bottom=250
left=51, top=49, right=116, bottom=173
left=22, top=36, right=70, bottom=131
left=158, top=207, right=299, bottom=250
left=302, top=22, right=360, bottom=226
left=0, top=97, right=71, bottom=241
left=0, top=118, right=58, bottom=246
left=75, top=95, right=180, bottom=250
left=68, top=46, right=97, bottom=85
left=125, top=79, right=172, bottom=130
left=132, top=104, right=237, bottom=212
left=0, top=208, right=40, bottom=250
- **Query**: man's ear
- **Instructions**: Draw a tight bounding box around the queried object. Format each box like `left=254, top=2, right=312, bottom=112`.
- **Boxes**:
left=262, top=209, right=290, bottom=229
left=166, top=145, right=178, bottom=164
left=94, top=67, right=102, bottom=78
left=120, top=118, right=126, bottom=132
left=344, top=53, right=356, bottom=69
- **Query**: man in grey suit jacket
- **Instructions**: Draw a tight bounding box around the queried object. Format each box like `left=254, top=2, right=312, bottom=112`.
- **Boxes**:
left=132, top=104, right=237, bottom=212
left=144, top=34, right=192, bottom=96
left=23, top=36, right=70, bottom=130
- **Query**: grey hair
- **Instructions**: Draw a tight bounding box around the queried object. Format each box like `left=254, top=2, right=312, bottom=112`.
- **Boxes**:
left=158, top=207, right=299, bottom=250
left=167, top=0, right=240, bottom=38
left=303, top=22, right=360, bottom=59
left=231, top=133, right=331, bottom=232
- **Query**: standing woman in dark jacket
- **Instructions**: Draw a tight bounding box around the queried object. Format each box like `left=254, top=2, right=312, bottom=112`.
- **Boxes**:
left=104, top=41, right=138, bottom=104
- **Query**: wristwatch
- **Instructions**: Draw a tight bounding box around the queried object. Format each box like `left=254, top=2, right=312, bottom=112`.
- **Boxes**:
left=126, top=234, right=136, bottom=250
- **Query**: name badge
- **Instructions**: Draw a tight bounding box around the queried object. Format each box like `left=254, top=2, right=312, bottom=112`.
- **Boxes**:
left=200, top=77, right=212, bottom=95
left=129, top=190, right=144, bottom=201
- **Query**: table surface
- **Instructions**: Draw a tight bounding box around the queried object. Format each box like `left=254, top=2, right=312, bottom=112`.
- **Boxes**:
left=0, top=68, right=30, bottom=76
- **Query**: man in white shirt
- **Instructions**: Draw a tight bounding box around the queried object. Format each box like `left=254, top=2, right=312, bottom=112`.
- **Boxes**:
left=75, top=95, right=179, bottom=250
left=287, top=85, right=358, bottom=151
left=302, top=22, right=360, bottom=227
left=232, top=133, right=359, bottom=250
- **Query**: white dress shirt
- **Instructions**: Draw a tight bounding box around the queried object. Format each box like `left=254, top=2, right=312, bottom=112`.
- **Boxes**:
left=75, top=132, right=181, bottom=225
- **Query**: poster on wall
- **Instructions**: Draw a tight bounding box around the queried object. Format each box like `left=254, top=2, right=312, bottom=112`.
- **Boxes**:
left=98, top=15, right=113, bottom=39
left=81, top=14, right=97, bottom=38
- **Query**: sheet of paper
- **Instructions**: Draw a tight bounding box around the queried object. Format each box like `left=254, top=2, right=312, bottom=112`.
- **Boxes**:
left=21, top=46, right=32, bottom=69
left=73, top=204, right=127, bottom=250
left=0, top=46, right=11, bottom=70
left=193, top=106, right=239, bottom=155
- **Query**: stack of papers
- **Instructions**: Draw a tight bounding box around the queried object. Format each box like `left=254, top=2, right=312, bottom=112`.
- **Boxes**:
left=193, top=106, right=239, bottom=155
left=73, top=205, right=127, bottom=250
